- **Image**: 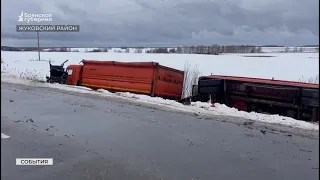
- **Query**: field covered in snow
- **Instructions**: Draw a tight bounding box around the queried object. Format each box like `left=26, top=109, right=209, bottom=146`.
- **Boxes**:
left=1, top=51, right=319, bottom=83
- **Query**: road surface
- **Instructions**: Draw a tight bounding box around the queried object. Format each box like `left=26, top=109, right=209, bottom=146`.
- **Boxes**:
left=1, top=82, right=319, bottom=180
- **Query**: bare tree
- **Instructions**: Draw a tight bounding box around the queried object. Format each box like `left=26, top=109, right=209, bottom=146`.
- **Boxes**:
left=257, top=46, right=262, bottom=53
left=298, top=74, right=319, bottom=84
left=169, top=48, right=176, bottom=53
left=182, top=61, right=201, bottom=98
left=176, top=47, right=182, bottom=53
left=299, top=47, right=303, bottom=52
left=284, top=47, right=290, bottom=53
left=134, top=48, right=142, bottom=53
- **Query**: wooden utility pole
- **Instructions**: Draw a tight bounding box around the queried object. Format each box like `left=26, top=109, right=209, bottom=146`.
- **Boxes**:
left=37, top=31, right=41, bottom=61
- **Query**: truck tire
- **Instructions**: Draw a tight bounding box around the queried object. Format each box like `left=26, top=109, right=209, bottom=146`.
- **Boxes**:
left=301, top=89, right=319, bottom=98
left=198, top=79, right=222, bottom=87
left=300, top=97, right=319, bottom=107
left=76, top=80, right=82, bottom=86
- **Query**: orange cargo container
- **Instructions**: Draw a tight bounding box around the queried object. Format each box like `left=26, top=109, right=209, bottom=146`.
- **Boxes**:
left=66, top=60, right=184, bottom=100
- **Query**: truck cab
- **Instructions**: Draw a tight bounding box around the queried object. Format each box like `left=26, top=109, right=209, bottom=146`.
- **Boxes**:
left=66, top=65, right=83, bottom=86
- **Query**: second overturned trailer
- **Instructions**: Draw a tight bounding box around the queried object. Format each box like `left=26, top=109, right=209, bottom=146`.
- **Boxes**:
left=66, top=60, right=184, bottom=100
left=181, top=75, right=319, bottom=122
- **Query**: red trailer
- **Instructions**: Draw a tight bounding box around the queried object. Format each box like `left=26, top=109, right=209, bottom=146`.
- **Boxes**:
left=66, top=60, right=184, bottom=100
left=182, top=75, right=319, bottom=122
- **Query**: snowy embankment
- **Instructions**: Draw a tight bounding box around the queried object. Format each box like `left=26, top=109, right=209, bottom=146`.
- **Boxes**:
left=1, top=74, right=318, bottom=131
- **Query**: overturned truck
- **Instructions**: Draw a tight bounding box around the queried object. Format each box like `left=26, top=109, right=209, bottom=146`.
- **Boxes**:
left=180, top=75, right=319, bottom=122
left=65, top=60, right=184, bottom=100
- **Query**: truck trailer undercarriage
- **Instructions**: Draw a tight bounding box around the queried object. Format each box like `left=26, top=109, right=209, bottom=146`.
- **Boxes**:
left=180, top=75, right=319, bottom=122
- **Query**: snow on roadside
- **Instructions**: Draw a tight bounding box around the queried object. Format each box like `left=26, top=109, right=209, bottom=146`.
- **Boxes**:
left=2, top=74, right=318, bottom=131
left=116, top=93, right=318, bottom=130
left=191, top=102, right=318, bottom=130
left=1, top=60, right=49, bottom=81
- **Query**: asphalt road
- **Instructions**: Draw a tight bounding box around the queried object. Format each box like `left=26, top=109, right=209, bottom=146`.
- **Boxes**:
left=1, top=82, right=319, bottom=180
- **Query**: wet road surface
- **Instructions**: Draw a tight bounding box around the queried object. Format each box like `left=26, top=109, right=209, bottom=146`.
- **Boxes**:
left=1, top=82, right=319, bottom=180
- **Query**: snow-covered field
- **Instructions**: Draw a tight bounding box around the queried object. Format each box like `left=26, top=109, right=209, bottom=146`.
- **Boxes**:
left=1, top=51, right=319, bottom=82
left=1, top=74, right=318, bottom=131
left=1, top=51, right=319, bottom=131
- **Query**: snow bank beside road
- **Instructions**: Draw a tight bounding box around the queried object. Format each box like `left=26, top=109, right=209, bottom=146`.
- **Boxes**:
left=1, top=60, right=49, bottom=82
left=2, top=74, right=318, bottom=131
left=115, top=92, right=318, bottom=130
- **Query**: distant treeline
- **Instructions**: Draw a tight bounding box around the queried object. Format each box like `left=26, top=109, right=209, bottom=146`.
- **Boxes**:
left=1, top=46, right=22, bottom=51
left=146, top=45, right=262, bottom=54
left=0, top=46, right=72, bottom=52
left=0, top=46, right=102, bottom=52
left=2, top=45, right=319, bottom=54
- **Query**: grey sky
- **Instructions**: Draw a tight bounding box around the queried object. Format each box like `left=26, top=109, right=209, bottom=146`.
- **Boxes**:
left=1, top=0, right=319, bottom=47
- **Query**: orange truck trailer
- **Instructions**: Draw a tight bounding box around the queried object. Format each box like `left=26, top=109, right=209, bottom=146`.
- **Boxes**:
left=66, top=60, right=184, bottom=100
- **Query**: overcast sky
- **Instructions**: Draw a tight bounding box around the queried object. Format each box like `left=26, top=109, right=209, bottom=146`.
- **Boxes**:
left=2, top=0, right=319, bottom=47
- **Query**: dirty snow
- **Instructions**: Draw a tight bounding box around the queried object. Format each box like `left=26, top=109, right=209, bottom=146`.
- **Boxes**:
left=1, top=74, right=318, bottom=131
left=1, top=51, right=319, bottom=83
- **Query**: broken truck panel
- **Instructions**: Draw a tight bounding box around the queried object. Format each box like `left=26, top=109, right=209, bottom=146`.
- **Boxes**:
left=46, top=60, right=69, bottom=84
left=66, top=60, right=184, bottom=100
